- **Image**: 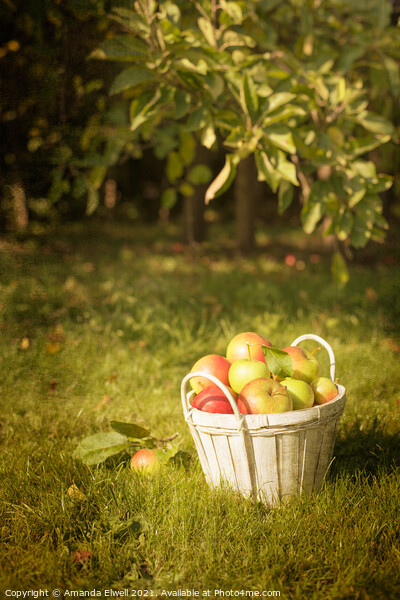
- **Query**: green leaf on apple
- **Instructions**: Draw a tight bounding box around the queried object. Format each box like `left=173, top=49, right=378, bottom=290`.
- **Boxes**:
left=110, top=421, right=151, bottom=439
left=262, top=346, right=293, bottom=379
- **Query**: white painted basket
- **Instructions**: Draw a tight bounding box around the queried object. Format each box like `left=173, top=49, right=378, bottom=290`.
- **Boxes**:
left=181, top=334, right=346, bottom=506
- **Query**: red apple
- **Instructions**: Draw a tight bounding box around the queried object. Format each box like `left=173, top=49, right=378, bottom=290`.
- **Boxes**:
left=192, top=384, right=238, bottom=414
left=228, top=359, right=270, bottom=394
left=310, top=377, right=338, bottom=405
left=130, top=449, right=160, bottom=473
left=237, top=377, right=292, bottom=414
left=190, top=354, right=231, bottom=394
left=281, top=377, right=314, bottom=410
left=282, top=346, right=320, bottom=383
left=226, top=331, right=273, bottom=364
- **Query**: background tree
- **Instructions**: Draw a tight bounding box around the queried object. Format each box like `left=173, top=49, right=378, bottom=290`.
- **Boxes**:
left=1, top=0, right=399, bottom=285
left=0, top=0, right=136, bottom=230
left=87, top=0, right=399, bottom=281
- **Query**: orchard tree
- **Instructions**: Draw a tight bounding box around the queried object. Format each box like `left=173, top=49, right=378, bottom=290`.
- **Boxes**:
left=89, top=0, right=399, bottom=282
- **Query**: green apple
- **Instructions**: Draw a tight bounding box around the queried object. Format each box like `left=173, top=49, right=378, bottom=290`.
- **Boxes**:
left=228, top=359, right=270, bottom=394
left=190, top=354, right=231, bottom=394
left=237, top=377, right=292, bottom=414
left=192, top=384, right=238, bottom=414
left=130, top=449, right=160, bottom=473
left=310, top=377, right=338, bottom=405
left=281, top=377, right=314, bottom=410
left=226, top=331, right=272, bottom=364
left=282, top=346, right=320, bottom=383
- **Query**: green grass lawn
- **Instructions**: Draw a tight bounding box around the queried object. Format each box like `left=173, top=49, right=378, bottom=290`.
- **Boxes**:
left=0, top=218, right=399, bottom=599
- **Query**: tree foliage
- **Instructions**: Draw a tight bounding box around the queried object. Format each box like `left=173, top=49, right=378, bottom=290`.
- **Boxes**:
left=89, top=0, right=399, bottom=267
left=1, top=0, right=399, bottom=274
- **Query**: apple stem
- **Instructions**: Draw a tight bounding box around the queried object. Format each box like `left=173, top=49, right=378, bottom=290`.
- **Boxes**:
left=271, top=387, right=285, bottom=396
left=308, top=346, right=321, bottom=358
left=246, top=342, right=252, bottom=361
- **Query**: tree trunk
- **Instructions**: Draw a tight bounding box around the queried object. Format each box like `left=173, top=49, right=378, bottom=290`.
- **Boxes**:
left=235, top=155, right=264, bottom=252
left=183, top=192, right=206, bottom=244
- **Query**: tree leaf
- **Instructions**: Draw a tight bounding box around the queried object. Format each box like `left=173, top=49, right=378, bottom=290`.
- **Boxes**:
left=254, top=149, right=281, bottom=193
left=161, top=187, right=178, bottom=209
left=179, top=182, right=195, bottom=197
left=261, top=92, right=296, bottom=116
left=336, top=209, right=354, bottom=242
left=197, top=17, right=215, bottom=47
left=166, top=151, right=184, bottom=183
left=241, top=72, right=259, bottom=119
left=262, top=346, right=293, bottom=379
left=110, top=421, right=151, bottom=439
left=219, top=0, right=243, bottom=24
left=185, top=106, right=209, bottom=132
left=178, top=130, right=196, bottom=166
left=187, top=164, right=213, bottom=185
left=356, top=112, right=395, bottom=136
left=301, top=200, right=323, bottom=234
left=109, top=67, right=155, bottom=95
left=86, top=187, right=99, bottom=216
left=201, top=123, right=217, bottom=149
left=90, top=36, right=147, bottom=61
left=174, top=89, right=191, bottom=119
left=331, top=251, right=349, bottom=289
left=276, top=152, right=299, bottom=186
left=130, top=89, right=161, bottom=131
left=278, top=179, right=294, bottom=215
left=205, top=154, right=238, bottom=203
left=265, top=126, right=296, bottom=154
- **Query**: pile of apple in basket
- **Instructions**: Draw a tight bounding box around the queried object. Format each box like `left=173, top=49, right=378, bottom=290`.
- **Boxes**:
left=190, top=331, right=338, bottom=414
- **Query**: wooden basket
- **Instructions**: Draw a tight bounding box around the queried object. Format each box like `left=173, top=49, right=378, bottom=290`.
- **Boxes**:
left=181, top=334, right=346, bottom=505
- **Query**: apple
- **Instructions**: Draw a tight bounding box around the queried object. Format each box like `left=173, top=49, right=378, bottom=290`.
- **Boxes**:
left=226, top=331, right=272, bottom=364
left=190, top=354, right=231, bottom=394
left=237, top=377, right=293, bottom=414
left=310, top=377, right=338, bottom=405
left=130, top=449, right=160, bottom=473
left=192, top=384, right=238, bottom=414
left=281, top=377, right=314, bottom=410
left=228, top=359, right=270, bottom=394
left=282, top=346, right=320, bottom=383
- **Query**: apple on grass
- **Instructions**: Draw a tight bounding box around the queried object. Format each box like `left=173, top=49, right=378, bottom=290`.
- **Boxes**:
left=190, top=354, right=231, bottom=394
left=281, top=377, right=314, bottom=410
left=228, top=359, right=270, bottom=394
left=237, top=378, right=293, bottom=414
left=226, top=331, right=273, bottom=364
left=310, top=377, right=338, bottom=405
left=192, top=384, right=238, bottom=414
left=130, top=449, right=160, bottom=473
left=282, top=346, right=321, bottom=383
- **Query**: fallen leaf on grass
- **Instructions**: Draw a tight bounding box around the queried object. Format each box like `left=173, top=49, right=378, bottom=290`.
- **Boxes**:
left=20, top=337, right=30, bottom=350
left=105, top=373, right=119, bottom=385
left=73, top=550, right=91, bottom=567
left=67, top=484, right=87, bottom=502
left=46, top=342, right=61, bottom=354
left=382, top=338, right=400, bottom=353
left=365, top=287, right=378, bottom=303
left=95, top=395, right=112, bottom=410
left=49, top=380, right=57, bottom=393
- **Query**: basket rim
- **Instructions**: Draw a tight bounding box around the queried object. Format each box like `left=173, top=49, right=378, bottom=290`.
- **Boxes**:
left=186, top=383, right=346, bottom=432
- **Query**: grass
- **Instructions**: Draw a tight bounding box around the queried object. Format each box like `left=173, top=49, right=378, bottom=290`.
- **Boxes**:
left=0, top=217, right=399, bottom=599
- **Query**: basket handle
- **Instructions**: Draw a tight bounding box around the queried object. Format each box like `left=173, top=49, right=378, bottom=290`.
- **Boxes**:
left=290, top=334, right=336, bottom=382
left=181, top=371, right=242, bottom=421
